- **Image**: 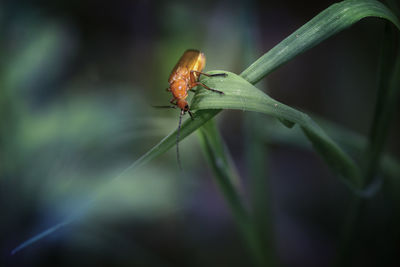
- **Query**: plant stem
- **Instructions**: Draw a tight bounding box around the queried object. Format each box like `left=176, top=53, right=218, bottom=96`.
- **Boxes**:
left=245, top=113, right=278, bottom=266
left=337, top=22, right=400, bottom=266
left=198, top=120, right=267, bottom=266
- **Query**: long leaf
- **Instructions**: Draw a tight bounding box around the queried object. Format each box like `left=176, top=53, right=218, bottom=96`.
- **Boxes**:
left=197, top=120, right=266, bottom=264
left=192, top=71, right=362, bottom=187
left=241, top=0, right=400, bottom=84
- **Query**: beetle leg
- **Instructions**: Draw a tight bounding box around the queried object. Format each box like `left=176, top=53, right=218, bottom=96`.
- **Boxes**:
left=189, top=70, right=199, bottom=88
left=188, top=110, right=194, bottom=120
left=188, top=70, right=224, bottom=94
left=191, top=70, right=227, bottom=78
left=166, top=87, right=171, bottom=92
left=170, top=98, right=177, bottom=104
left=195, top=82, right=224, bottom=94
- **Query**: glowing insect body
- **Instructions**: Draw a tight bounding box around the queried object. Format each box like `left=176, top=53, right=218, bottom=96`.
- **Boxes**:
left=167, top=49, right=225, bottom=117
left=158, top=49, right=226, bottom=169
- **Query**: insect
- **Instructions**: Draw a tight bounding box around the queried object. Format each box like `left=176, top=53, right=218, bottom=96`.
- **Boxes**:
left=155, top=49, right=227, bottom=169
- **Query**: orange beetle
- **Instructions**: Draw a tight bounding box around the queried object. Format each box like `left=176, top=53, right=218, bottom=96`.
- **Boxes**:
left=166, top=49, right=226, bottom=117
left=157, top=49, right=226, bottom=169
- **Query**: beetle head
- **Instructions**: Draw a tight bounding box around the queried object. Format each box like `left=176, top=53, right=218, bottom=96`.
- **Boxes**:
left=177, top=99, right=189, bottom=112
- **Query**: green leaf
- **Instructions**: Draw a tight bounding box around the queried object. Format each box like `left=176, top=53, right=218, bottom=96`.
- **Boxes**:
left=192, top=71, right=362, bottom=187
left=197, top=120, right=240, bottom=189
left=259, top=116, right=400, bottom=180
left=197, top=120, right=266, bottom=264
left=244, top=112, right=277, bottom=266
left=125, top=109, right=220, bottom=170
left=241, top=0, right=400, bottom=84
left=363, top=23, right=400, bottom=185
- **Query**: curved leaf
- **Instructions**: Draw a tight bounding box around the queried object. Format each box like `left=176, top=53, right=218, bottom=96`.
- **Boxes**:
left=192, top=71, right=362, bottom=187
left=241, top=0, right=400, bottom=84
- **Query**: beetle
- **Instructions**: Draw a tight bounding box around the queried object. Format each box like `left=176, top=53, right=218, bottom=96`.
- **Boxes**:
left=155, top=49, right=226, bottom=169
left=167, top=49, right=226, bottom=117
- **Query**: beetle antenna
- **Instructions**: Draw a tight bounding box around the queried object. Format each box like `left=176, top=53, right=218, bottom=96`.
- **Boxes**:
left=152, top=105, right=177, bottom=109
left=176, top=110, right=184, bottom=170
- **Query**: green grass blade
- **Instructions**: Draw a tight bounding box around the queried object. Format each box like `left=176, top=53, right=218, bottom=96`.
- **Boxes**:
left=364, top=23, right=400, bottom=185
left=241, top=0, right=400, bottom=84
left=197, top=120, right=267, bottom=265
left=197, top=119, right=240, bottom=188
left=259, top=117, right=400, bottom=184
left=244, top=113, right=277, bottom=266
left=192, top=71, right=362, bottom=188
left=124, top=109, right=220, bottom=170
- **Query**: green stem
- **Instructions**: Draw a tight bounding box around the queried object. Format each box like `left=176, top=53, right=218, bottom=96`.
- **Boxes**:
left=241, top=3, right=278, bottom=262
left=337, top=22, right=400, bottom=265
left=197, top=120, right=266, bottom=266
left=245, top=113, right=278, bottom=266
left=363, top=23, right=399, bottom=186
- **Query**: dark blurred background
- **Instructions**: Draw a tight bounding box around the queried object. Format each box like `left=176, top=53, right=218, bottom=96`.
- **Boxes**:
left=1, top=0, right=399, bottom=266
